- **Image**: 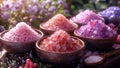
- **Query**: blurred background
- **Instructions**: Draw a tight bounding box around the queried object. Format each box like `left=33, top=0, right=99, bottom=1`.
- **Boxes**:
left=0, top=0, right=120, bottom=30
left=70, top=0, right=120, bottom=14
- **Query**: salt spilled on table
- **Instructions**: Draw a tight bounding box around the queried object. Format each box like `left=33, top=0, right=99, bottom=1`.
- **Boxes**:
left=2, top=22, right=41, bottom=42
left=76, top=20, right=117, bottom=38
left=40, top=30, right=81, bottom=52
left=70, top=10, right=104, bottom=25
left=42, top=14, right=78, bottom=31
left=84, top=55, right=103, bottom=64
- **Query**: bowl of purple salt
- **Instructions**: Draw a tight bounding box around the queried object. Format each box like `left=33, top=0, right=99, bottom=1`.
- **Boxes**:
left=74, top=20, right=117, bottom=52
left=0, top=22, right=44, bottom=53
left=40, top=14, right=78, bottom=35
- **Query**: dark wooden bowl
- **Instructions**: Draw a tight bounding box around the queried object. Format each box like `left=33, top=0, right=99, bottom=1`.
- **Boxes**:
left=0, top=29, right=44, bottom=53
left=74, top=30, right=117, bottom=52
left=40, top=23, right=78, bottom=35
left=35, top=37, right=85, bottom=64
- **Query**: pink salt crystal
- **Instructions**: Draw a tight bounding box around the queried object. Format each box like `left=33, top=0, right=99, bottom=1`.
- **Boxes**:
left=40, top=30, right=81, bottom=52
left=77, top=20, right=117, bottom=38
left=42, top=14, right=78, bottom=31
left=70, top=10, right=104, bottom=24
left=2, top=22, right=41, bottom=42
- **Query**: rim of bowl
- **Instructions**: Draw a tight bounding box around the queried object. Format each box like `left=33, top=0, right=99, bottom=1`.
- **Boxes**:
left=36, top=36, right=85, bottom=54
left=40, top=22, right=78, bottom=32
left=0, top=29, right=44, bottom=44
left=74, top=30, right=117, bottom=40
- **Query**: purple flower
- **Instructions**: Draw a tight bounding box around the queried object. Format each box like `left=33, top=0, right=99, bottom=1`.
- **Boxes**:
left=64, top=3, right=69, bottom=9
left=1, top=12, right=11, bottom=22
left=41, top=2, right=47, bottom=8
left=46, top=13, right=52, bottom=17
left=2, top=0, right=13, bottom=10
left=16, top=0, right=27, bottom=5
left=64, top=9, right=69, bottom=14
left=0, top=25, right=5, bottom=32
left=30, top=15, right=37, bottom=21
left=11, top=3, right=21, bottom=11
left=32, top=0, right=39, bottom=3
left=58, top=0, right=64, bottom=4
left=48, top=6, right=56, bottom=12
left=45, top=0, right=51, bottom=4
left=26, top=4, right=39, bottom=14
left=40, top=9, right=47, bottom=14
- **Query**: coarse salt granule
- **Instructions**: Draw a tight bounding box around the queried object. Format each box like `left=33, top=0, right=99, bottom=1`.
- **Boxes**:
left=40, top=30, right=81, bottom=52
left=2, top=22, right=41, bottom=42
left=84, top=55, right=103, bottom=63
left=42, top=14, right=77, bottom=31
left=77, top=20, right=117, bottom=38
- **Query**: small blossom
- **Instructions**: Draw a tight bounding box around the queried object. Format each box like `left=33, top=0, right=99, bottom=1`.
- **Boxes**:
left=11, top=3, right=21, bottom=11
left=0, top=25, right=5, bottom=32
left=58, top=0, right=64, bottom=4
left=2, top=0, right=13, bottom=10
left=26, top=4, right=39, bottom=14
left=1, top=12, right=11, bottom=21
left=48, top=6, right=56, bottom=12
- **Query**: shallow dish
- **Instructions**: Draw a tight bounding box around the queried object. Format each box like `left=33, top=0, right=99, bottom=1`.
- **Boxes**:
left=0, top=29, right=44, bottom=53
left=74, top=30, right=117, bottom=52
left=40, top=23, right=78, bottom=35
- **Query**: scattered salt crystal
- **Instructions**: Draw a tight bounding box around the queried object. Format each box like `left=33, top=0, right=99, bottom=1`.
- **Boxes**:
left=85, top=55, right=103, bottom=63
left=2, top=22, right=41, bottom=42
left=42, top=14, right=77, bottom=31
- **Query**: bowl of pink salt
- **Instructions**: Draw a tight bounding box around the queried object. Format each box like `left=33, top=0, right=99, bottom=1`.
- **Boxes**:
left=0, top=22, right=44, bottom=53
left=36, top=30, right=85, bottom=64
left=74, top=20, right=117, bottom=52
left=40, top=14, right=78, bottom=35
left=70, top=10, right=104, bottom=26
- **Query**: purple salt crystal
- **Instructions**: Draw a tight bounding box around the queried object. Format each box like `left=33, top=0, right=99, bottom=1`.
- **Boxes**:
left=77, top=20, right=117, bottom=38
left=58, top=0, right=64, bottom=4
left=70, top=10, right=104, bottom=25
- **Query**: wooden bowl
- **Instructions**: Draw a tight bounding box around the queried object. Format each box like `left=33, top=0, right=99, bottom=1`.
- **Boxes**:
left=74, top=30, right=117, bottom=52
left=40, top=23, right=78, bottom=35
left=35, top=37, right=85, bottom=64
left=0, top=29, right=44, bottom=53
